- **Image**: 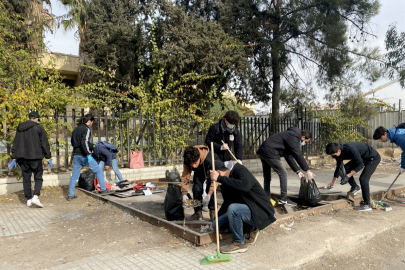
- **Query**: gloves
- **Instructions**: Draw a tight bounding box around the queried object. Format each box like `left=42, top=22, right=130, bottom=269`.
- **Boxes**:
left=8, top=160, right=17, bottom=170
left=297, top=172, right=304, bottom=179
left=399, top=168, right=405, bottom=174
left=340, top=175, right=349, bottom=185
left=306, top=171, right=315, bottom=180
left=203, top=194, right=211, bottom=206
left=45, top=159, right=53, bottom=168
left=237, top=160, right=242, bottom=165
left=87, top=155, right=94, bottom=164
left=182, top=195, right=189, bottom=203
left=220, top=143, right=229, bottom=150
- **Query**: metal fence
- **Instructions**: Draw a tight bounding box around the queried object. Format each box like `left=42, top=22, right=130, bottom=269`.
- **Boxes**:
left=4, top=108, right=400, bottom=174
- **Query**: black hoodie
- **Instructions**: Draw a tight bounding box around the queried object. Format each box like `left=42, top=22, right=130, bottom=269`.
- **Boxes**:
left=11, top=120, right=51, bottom=160
left=256, top=126, right=309, bottom=172
left=217, top=163, right=276, bottom=230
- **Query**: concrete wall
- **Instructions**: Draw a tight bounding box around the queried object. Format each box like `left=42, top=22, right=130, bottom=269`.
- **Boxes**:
left=0, top=158, right=288, bottom=195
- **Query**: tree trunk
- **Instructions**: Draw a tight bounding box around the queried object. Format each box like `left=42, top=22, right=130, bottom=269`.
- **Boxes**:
left=271, top=0, right=282, bottom=125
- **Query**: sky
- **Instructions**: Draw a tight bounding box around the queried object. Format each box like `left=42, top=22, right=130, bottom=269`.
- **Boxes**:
left=44, top=0, right=405, bottom=112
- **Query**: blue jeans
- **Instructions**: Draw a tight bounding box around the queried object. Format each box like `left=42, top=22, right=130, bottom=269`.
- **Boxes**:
left=99, top=159, right=124, bottom=181
left=69, top=155, right=107, bottom=196
left=212, top=203, right=256, bottom=243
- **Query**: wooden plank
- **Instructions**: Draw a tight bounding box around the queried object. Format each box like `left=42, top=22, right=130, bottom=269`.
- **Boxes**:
left=79, top=186, right=405, bottom=245
left=283, top=205, right=295, bottom=215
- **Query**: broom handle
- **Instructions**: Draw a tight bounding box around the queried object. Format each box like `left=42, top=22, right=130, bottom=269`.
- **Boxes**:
left=382, top=172, right=401, bottom=201
left=221, top=140, right=238, bottom=162
left=211, top=142, right=220, bottom=254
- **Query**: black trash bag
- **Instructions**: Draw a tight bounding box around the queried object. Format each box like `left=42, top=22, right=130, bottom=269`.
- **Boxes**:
left=298, top=177, right=308, bottom=203
left=78, top=169, right=96, bottom=191
left=299, top=177, right=322, bottom=207
left=165, top=168, right=180, bottom=182
left=164, top=184, right=184, bottom=221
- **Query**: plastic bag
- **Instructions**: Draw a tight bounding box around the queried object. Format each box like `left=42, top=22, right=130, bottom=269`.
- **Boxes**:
left=165, top=168, right=180, bottom=182
left=130, top=151, right=144, bottom=169
left=78, top=169, right=96, bottom=191
left=164, top=184, right=184, bottom=221
left=299, top=177, right=322, bottom=207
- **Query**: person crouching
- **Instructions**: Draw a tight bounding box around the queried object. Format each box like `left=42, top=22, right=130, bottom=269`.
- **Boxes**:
left=209, top=161, right=276, bottom=254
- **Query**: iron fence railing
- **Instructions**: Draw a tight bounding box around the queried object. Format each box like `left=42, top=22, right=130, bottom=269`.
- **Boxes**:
left=2, top=109, right=363, bottom=174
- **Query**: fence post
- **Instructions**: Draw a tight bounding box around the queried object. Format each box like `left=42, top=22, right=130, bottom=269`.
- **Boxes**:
left=399, top=99, right=403, bottom=124
left=64, top=108, right=69, bottom=171
left=97, top=110, right=101, bottom=143
left=55, top=110, right=59, bottom=173
left=119, top=111, right=124, bottom=168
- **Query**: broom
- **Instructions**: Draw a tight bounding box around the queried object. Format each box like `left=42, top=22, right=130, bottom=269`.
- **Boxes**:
left=201, top=142, right=232, bottom=265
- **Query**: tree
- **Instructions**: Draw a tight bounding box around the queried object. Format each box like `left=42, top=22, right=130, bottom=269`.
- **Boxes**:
left=80, top=0, right=249, bottom=110
left=176, top=0, right=382, bottom=119
left=385, top=23, right=405, bottom=88
left=339, top=93, right=379, bottom=121
left=0, top=0, right=80, bottom=157
left=3, top=0, right=55, bottom=53
left=57, top=0, right=91, bottom=49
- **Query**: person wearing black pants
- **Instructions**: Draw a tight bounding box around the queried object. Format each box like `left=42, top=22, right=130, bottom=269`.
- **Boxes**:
left=192, top=169, right=215, bottom=213
left=325, top=142, right=381, bottom=211
left=9, top=111, right=52, bottom=208
left=257, top=127, right=315, bottom=206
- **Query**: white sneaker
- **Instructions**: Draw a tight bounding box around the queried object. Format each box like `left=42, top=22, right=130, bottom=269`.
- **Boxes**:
left=27, top=199, right=32, bottom=207
left=31, top=198, right=43, bottom=208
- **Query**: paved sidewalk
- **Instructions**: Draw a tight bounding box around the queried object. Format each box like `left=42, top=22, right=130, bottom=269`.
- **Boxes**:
left=43, top=248, right=261, bottom=270
left=0, top=203, right=57, bottom=237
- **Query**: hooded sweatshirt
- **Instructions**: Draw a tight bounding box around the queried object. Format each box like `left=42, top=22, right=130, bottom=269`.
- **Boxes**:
left=11, top=120, right=51, bottom=160
left=387, top=126, right=405, bottom=168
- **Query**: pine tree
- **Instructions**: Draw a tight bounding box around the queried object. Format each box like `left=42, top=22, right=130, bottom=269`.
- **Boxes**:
left=176, top=0, right=381, bottom=118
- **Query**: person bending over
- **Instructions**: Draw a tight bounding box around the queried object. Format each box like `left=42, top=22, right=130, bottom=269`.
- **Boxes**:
left=326, top=142, right=380, bottom=211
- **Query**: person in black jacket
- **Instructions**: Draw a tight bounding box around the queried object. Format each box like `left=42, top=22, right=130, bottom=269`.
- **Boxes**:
left=325, top=142, right=381, bottom=211
left=257, top=127, right=314, bottom=206
left=67, top=114, right=114, bottom=201
left=210, top=161, right=276, bottom=254
left=205, top=111, right=243, bottom=169
left=9, top=111, right=52, bottom=208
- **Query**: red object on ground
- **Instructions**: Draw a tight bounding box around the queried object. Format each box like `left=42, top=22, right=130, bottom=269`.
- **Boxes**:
left=133, top=182, right=145, bottom=190
left=94, top=178, right=112, bottom=191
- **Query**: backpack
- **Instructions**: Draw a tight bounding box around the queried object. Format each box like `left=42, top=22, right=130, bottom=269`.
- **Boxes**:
left=97, top=141, right=119, bottom=153
left=396, top=123, right=405, bottom=130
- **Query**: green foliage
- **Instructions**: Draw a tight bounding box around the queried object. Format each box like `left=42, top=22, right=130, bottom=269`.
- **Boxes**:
left=385, top=23, right=405, bottom=88
left=316, top=110, right=370, bottom=146
left=339, top=93, right=379, bottom=121
left=0, top=1, right=81, bottom=160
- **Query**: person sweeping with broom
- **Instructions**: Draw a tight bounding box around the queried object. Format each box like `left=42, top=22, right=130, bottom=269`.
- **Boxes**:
left=208, top=160, right=276, bottom=254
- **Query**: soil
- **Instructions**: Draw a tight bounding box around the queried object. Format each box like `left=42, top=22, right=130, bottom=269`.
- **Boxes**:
left=0, top=187, right=188, bottom=269
left=2, top=185, right=405, bottom=269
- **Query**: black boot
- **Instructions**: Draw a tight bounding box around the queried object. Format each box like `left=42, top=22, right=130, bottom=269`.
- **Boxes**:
left=189, top=210, right=202, bottom=221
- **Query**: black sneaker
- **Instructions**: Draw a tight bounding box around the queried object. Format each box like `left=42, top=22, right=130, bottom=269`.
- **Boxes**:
left=67, top=195, right=78, bottom=201
left=278, top=198, right=297, bottom=206
left=355, top=201, right=372, bottom=211
left=349, top=186, right=361, bottom=195
left=100, top=190, right=115, bottom=196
